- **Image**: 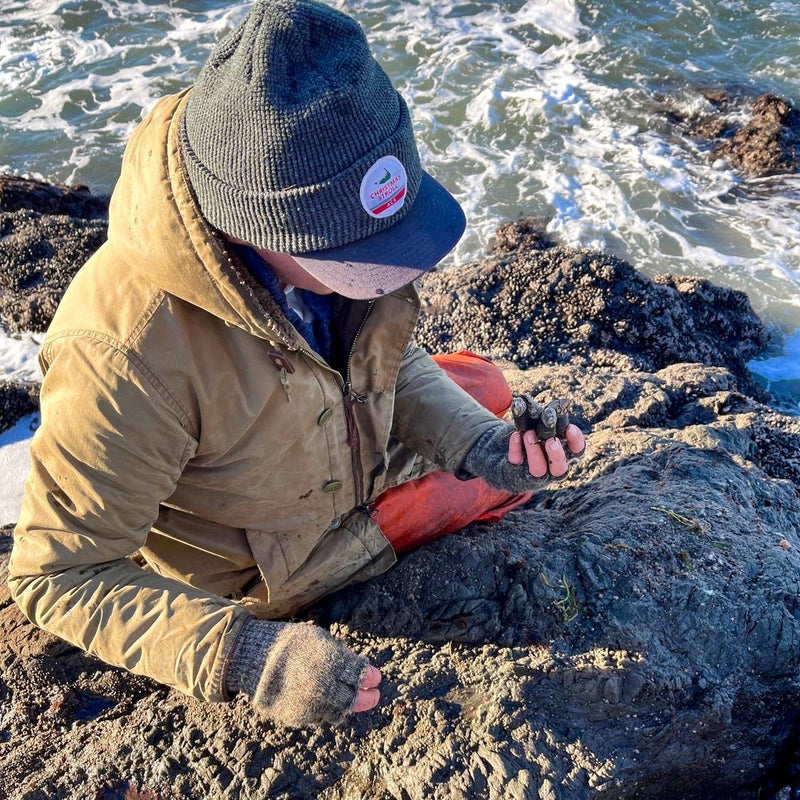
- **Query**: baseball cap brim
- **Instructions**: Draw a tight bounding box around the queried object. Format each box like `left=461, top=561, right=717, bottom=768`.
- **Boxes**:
left=293, top=171, right=466, bottom=300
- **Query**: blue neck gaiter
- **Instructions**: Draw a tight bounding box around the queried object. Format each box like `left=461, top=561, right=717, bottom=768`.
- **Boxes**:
left=231, top=242, right=333, bottom=363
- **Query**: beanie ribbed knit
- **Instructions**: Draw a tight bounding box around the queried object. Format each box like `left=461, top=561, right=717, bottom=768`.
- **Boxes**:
left=180, top=0, right=423, bottom=254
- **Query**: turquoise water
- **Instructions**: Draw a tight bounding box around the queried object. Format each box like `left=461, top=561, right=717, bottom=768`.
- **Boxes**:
left=1, top=0, right=799, bottom=405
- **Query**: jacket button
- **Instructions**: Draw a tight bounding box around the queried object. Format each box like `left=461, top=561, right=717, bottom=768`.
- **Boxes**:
left=329, top=517, right=342, bottom=529
left=322, top=480, right=343, bottom=493
left=317, top=408, right=333, bottom=425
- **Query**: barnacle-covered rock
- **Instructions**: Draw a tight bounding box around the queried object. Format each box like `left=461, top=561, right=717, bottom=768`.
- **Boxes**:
left=415, top=218, right=769, bottom=400
left=2, top=192, right=798, bottom=800
left=0, top=174, right=108, bottom=334
left=668, top=90, right=800, bottom=177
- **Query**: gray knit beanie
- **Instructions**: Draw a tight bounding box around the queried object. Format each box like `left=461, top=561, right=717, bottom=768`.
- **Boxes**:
left=181, top=0, right=423, bottom=254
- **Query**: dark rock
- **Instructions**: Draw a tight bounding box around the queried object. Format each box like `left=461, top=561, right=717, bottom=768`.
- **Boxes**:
left=415, top=219, right=769, bottom=399
left=0, top=379, right=39, bottom=434
left=487, top=216, right=553, bottom=255
left=676, top=92, right=800, bottom=177
left=0, top=175, right=108, bottom=219
left=2, top=364, right=799, bottom=799
left=677, top=88, right=738, bottom=138
left=689, top=116, right=730, bottom=140
left=715, top=94, right=800, bottom=177
left=2, top=189, right=798, bottom=800
left=698, top=88, right=734, bottom=109
left=0, top=174, right=108, bottom=334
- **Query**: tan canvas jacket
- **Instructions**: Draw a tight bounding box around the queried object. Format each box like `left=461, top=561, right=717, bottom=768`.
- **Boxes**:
left=8, top=90, right=500, bottom=702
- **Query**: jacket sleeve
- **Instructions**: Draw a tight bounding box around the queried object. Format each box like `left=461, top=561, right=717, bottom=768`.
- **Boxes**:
left=390, top=343, right=502, bottom=473
left=8, top=335, right=249, bottom=702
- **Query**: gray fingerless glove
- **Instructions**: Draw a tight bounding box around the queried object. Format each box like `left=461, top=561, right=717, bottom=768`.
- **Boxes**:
left=457, top=421, right=549, bottom=493
left=226, top=618, right=369, bottom=728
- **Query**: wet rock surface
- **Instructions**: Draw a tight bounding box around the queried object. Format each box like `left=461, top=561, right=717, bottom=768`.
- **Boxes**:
left=670, top=91, right=800, bottom=177
left=0, top=174, right=108, bottom=334
left=2, top=197, right=800, bottom=799
left=714, top=94, right=800, bottom=177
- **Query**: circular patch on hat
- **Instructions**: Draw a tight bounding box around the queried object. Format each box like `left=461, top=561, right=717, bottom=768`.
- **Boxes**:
left=360, top=155, right=408, bottom=219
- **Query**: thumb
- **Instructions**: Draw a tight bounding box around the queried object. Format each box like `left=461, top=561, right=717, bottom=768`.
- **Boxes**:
left=360, top=664, right=382, bottom=689
left=351, top=664, right=382, bottom=713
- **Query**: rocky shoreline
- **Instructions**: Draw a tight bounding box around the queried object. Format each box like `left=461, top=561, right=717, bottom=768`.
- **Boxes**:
left=1, top=178, right=800, bottom=799
left=667, top=90, right=800, bottom=178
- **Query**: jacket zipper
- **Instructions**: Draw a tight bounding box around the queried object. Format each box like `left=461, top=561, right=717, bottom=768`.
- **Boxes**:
left=342, top=302, right=374, bottom=507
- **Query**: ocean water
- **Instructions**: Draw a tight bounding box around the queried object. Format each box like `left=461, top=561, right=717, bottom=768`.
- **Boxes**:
left=1, top=0, right=799, bottom=408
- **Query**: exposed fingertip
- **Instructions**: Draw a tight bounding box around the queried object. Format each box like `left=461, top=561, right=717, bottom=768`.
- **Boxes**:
left=363, top=665, right=382, bottom=688
left=565, top=424, right=586, bottom=456
left=523, top=430, right=537, bottom=446
left=508, top=431, right=524, bottom=465
left=352, top=687, right=381, bottom=713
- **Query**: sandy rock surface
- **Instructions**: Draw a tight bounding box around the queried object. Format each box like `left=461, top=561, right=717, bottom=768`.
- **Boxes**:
left=1, top=205, right=799, bottom=800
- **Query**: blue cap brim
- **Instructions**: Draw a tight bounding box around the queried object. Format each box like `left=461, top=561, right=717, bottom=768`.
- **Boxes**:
left=293, top=171, right=466, bottom=299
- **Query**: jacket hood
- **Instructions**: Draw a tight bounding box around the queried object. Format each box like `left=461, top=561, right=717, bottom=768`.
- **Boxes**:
left=108, top=90, right=298, bottom=345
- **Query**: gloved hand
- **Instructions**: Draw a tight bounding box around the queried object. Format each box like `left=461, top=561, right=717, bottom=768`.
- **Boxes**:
left=226, top=618, right=379, bottom=727
left=458, top=395, right=586, bottom=492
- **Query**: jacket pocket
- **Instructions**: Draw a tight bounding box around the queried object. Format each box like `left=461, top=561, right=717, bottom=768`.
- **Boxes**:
left=245, top=510, right=396, bottom=619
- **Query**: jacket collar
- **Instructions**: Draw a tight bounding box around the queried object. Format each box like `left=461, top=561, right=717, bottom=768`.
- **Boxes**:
left=108, top=90, right=299, bottom=346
